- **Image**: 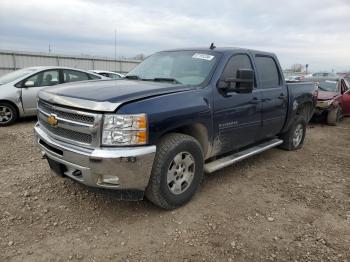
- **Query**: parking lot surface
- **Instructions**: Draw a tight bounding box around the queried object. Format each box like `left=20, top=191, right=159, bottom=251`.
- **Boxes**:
left=1, top=118, right=350, bottom=261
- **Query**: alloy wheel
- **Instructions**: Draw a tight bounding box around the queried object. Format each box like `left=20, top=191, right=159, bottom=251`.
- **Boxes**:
left=292, top=124, right=303, bottom=147
left=167, top=151, right=195, bottom=195
left=0, top=106, right=13, bottom=124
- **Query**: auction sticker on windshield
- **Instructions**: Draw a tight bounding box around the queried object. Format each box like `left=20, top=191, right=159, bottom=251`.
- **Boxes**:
left=192, top=53, right=215, bottom=61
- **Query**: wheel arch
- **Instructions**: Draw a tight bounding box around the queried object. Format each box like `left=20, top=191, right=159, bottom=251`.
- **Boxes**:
left=159, top=123, right=210, bottom=159
left=0, top=99, right=20, bottom=117
left=296, top=102, right=314, bottom=122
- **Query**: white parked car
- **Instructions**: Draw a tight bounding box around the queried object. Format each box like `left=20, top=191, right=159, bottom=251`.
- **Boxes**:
left=91, top=70, right=124, bottom=79
left=0, top=66, right=107, bottom=126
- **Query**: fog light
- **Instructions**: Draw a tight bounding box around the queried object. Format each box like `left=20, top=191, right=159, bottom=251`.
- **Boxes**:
left=100, top=175, right=120, bottom=185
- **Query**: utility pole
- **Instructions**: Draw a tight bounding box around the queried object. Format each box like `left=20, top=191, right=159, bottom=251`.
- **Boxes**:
left=49, top=44, right=52, bottom=53
left=114, top=29, right=117, bottom=72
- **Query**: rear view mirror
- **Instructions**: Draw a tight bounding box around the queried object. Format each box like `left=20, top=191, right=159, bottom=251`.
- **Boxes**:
left=24, top=80, right=35, bottom=88
left=219, top=69, right=254, bottom=93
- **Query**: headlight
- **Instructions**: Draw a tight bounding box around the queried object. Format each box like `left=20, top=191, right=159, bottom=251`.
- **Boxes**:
left=102, top=114, right=148, bottom=146
left=317, top=99, right=333, bottom=108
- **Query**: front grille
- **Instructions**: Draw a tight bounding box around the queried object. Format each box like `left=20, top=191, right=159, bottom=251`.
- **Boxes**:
left=38, top=101, right=95, bottom=124
left=37, top=99, right=101, bottom=147
left=40, top=120, right=93, bottom=144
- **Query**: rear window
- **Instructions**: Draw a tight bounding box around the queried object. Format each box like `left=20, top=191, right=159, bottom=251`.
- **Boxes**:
left=255, top=56, right=280, bottom=88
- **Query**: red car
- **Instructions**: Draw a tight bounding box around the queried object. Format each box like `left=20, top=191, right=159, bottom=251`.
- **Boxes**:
left=313, top=78, right=350, bottom=125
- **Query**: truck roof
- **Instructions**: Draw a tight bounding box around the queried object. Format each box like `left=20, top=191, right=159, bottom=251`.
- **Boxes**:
left=161, top=47, right=276, bottom=57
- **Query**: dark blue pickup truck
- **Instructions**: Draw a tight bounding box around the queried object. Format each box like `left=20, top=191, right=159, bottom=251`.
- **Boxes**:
left=34, top=47, right=317, bottom=209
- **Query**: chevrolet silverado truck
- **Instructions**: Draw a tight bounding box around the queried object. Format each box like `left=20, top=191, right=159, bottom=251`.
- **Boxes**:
left=34, top=47, right=317, bottom=209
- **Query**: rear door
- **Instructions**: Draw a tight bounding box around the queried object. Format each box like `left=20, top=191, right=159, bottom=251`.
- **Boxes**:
left=255, top=55, right=288, bottom=139
left=213, top=53, right=262, bottom=154
left=21, top=69, right=60, bottom=114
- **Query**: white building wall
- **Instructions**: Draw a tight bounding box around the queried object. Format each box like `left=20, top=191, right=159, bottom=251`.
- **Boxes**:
left=0, top=50, right=141, bottom=76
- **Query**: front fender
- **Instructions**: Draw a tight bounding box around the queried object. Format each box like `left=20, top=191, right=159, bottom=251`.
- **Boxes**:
left=0, top=84, right=24, bottom=116
left=117, top=87, right=213, bottom=146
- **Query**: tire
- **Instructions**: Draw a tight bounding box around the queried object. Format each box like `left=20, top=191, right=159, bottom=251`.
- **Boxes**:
left=145, top=133, right=204, bottom=210
left=0, top=102, right=18, bottom=127
left=326, top=106, right=340, bottom=126
left=279, top=115, right=306, bottom=151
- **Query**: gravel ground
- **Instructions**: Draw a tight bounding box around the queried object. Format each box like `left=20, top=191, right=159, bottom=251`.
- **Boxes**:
left=0, top=117, right=350, bottom=262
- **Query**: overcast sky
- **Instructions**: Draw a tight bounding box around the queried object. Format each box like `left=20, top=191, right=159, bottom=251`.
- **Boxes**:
left=0, top=0, right=350, bottom=71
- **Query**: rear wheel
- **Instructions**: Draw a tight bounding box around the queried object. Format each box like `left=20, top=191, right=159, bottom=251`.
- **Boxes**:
left=327, top=106, right=341, bottom=126
left=145, top=133, right=204, bottom=210
left=0, top=102, right=18, bottom=127
left=279, top=116, right=306, bottom=151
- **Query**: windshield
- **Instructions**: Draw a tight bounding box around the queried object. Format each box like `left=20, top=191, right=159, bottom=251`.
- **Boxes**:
left=318, top=80, right=338, bottom=92
left=0, top=68, right=37, bottom=85
left=127, top=51, right=219, bottom=85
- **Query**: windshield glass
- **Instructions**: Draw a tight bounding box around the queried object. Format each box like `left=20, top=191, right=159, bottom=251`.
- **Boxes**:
left=127, top=51, right=219, bottom=85
left=318, top=80, right=338, bottom=92
left=0, top=68, right=37, bottom=85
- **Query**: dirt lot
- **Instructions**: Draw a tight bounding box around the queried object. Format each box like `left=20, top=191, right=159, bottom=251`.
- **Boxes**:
left=0, top=118, right=350, bottom=262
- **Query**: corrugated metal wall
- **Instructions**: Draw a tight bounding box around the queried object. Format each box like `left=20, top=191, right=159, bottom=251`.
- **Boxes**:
left=0, top=50, right=141, bottom=76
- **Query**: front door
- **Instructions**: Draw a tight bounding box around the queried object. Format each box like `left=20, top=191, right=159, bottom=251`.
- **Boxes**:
left=21, top=69, right=60, bottom=114
left=341, top=79, right=350, bottom=115
left=213, top=53, right=262, bottom=155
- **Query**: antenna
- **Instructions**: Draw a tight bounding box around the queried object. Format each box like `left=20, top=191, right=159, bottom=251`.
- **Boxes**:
left=209, top=43, right=216, bottom=50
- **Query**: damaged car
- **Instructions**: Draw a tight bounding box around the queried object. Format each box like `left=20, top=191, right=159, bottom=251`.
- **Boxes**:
left=313, top=78, right=350, bottom=125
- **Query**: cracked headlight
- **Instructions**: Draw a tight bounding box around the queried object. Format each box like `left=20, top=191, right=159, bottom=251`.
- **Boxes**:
left=317, top=99, right=333, bottom=108
left=102, top=114, right=148, bottom=146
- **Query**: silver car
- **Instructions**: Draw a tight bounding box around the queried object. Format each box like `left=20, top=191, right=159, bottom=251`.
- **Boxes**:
left=0, top=66, right=106, bottom=126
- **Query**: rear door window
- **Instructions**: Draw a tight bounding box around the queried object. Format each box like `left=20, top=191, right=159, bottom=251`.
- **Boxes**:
left=255, top=56, right=280, bottom=88
left=63, top=70, right=90, bottom=83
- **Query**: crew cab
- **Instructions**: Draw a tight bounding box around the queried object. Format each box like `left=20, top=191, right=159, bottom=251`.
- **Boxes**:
left=34, top=47, right=317, bottom=209
left=311, top=77, right=350, bottom=125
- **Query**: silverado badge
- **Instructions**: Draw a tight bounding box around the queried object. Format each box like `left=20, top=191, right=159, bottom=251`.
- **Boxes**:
left=47, top=114, right=58, bottom=127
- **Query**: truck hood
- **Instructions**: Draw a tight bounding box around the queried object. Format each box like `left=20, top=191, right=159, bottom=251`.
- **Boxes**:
left=39, top=79, right=193, bottom=112
left=317, top=90, right=339, bottom=101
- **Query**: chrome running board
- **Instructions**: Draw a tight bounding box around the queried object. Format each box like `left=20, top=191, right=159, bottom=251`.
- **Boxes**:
left=204, top=138, right=283, bottom=173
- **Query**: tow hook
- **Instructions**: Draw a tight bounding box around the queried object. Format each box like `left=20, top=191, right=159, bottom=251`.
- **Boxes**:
left=41, top=151, right=47, bottom=159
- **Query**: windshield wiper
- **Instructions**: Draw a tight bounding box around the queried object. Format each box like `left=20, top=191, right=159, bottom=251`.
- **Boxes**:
left=143, top=77, right=182, bottom=84
left=125, top=75, right=141, bottom=80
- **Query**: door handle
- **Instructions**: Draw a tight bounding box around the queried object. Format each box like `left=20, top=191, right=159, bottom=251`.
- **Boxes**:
left=249, top=97, right=259, bottom=104
left=278, top=93, right=285, bottom=99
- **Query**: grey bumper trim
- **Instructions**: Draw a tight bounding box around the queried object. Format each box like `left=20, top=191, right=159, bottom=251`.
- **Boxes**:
left=34, top=123, right=156, bottom=190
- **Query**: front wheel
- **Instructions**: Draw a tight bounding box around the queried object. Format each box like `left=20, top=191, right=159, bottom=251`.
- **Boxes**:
left=327, top=106, right=341, bottom=126
left=145, top=133, right=204, bottom=210
left=0, top=102, right=18, bottom=127
left=279, top=116, right=306, bottom=151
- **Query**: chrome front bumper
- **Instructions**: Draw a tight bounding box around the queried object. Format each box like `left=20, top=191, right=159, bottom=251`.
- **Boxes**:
left=34, top=123, right=156, bottom=191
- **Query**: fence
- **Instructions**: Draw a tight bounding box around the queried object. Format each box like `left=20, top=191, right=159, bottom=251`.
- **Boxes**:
left=0, top=50, right=141, bottom=76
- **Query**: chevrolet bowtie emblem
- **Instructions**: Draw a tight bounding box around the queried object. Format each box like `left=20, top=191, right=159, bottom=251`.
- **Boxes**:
left=47, top=114, right=58, bottom=127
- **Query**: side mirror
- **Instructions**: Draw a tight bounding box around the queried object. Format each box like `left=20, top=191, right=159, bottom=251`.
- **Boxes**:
left=218, top=69, right=254, bottom=93
left=24, top=80, right=35, bottom=88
